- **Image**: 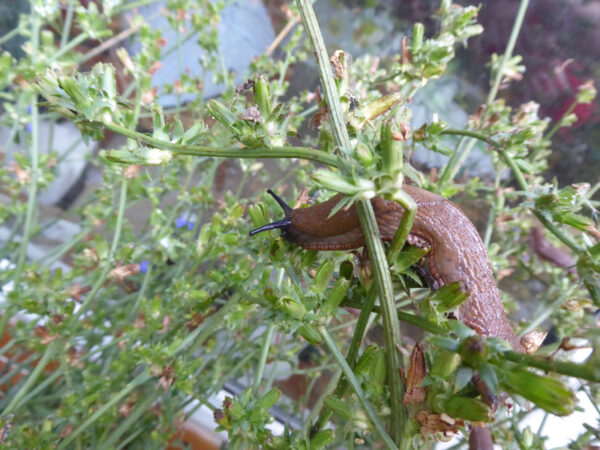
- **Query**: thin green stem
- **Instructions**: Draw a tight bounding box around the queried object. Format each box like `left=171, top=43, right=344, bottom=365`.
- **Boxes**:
left=14, top=12, right=40, bottom=286
left=498, top=151, right=529, bottom=193
left=60, top=0, right=75, bottom=49
left=0, top=27, right=22, bottom=46
left=103, top=121, right=339, bottom=168
left=487, top=0, right=530, bottom=102
left=72, top=178, right=128, bottom=322
left=252, top=323, right=275, bottom=397
left=313, top=286, right=378, bottom=433
left=113, top=0, right=158, bottom=14
left=49, top=32, right=90, bottom=63
left=483, top=173, right=502, bottom=247
left=440, top=128, right=499, bottom=148
left=319, top=327, right=398, bottom=450
left=295, top=1, right=350, bottom=149
left=546, top=101, right=578, bottom=140
left=1, top=340, right=60, bottom=415
left=439, top=0, right=530, bottom=188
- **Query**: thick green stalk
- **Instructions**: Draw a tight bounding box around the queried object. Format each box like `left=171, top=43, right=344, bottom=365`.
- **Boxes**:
left=503, top=351, right=599, bottom=383
left=103, top=121, right=339, bottom=168
left=295, top=0, right=406, bottom=443
left=355, top=201, right=407, bottom=443
left=295, top=1, right=350, bottom=148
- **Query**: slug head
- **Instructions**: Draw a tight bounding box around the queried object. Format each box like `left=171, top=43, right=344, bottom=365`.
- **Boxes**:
left=249, top=190, right=293, bottom=239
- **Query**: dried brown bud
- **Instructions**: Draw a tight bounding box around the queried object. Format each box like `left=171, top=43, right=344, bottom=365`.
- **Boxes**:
left=404, top=344, right=427, bottom=405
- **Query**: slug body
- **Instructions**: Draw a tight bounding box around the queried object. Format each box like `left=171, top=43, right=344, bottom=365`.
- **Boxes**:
left=250, top=186, right=523, bottom=352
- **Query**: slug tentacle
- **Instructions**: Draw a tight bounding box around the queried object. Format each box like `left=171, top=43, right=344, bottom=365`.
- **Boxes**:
left=249, top=219, right=292, bottom=236
left=249, top=190, right=294, bottom=237
left=267, top=189, right=292, bottom=214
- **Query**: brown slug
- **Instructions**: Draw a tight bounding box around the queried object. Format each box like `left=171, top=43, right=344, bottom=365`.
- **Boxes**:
left=250, top=186, right=524, bottom=352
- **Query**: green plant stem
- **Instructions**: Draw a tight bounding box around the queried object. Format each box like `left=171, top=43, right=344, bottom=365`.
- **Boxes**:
left=113, top=0, right=157, bottom=13
left=487, top=0, right=530, bottom=102
left=103, top=121, right=339, bottom=168
left=60, top=0, right=75, bottom=49
left=49, top=32, right=91, bottom=63
left=439, top=0, right=530, bottom=188
left=442, top=128, right=587, bottom=257
left=483, top=173, right=502, bottom=247
left=532, top=209, right=585, bottom=255
left=295, top=0, right=349, bottom=149
left=295, top=0, right=406, bottom=443
left=313, top=286, right=378, bottom=432
left=1, top=340, right=60, bottom=416
left=503, top=351, right=599, bottom=383
left=440, top=128, right=499, bottom=147
left=0, top=27, right=22, bottom=46
left=546, top=101, right=578, bottom=140
left=14, top=12, right=41, bottom=287
left=252, top=323, right=275, bottom=397
left=355, top=201, right=407, bottom=443
left=98, top=391, right=157, bottom=450
left=319, top=327, right=398, bottom=450
left=72, top=178, right=128, bottom=322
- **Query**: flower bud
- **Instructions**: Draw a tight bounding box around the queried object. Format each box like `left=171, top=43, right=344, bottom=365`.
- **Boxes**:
left=279, top=297, right=306, bottom=320
left=458, top=335, right=489, bottom=368
left=370, top=348, right=388, bottom=394
left=321, top=278, right=350, bottom=317
left=431, top=282, right=470, bottom=313
left=206, top=99, right=241, bottom=136
left=253, top=75, right=272, bottom=118
left=499, top=367, right=575, bottom=416
left=313, top=260, right=335, bottom=293
left=348, top=92, right=403, bottom=131
left=310, top=429, right=335, bottom=449
left=297, top=325, right=320, bottom=345
left=430, top=349, right=461, bottom=379
left=257, top=388, right=281, bottom=410
left=324, top=396, right=353, bottom=421
left=442, top=396, right=492, bottom=422
left=354, top=345, right=378, bottom=376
